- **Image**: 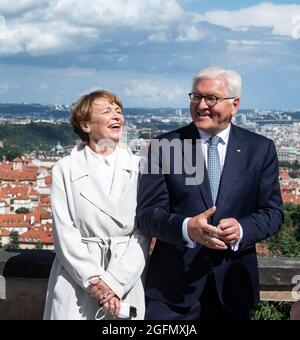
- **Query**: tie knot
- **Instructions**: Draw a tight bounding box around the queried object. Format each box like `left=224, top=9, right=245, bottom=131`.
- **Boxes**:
left=209, top=135, right=221, bottom=146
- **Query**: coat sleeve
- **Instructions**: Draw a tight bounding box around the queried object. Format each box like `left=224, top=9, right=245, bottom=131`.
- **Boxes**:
left=135, top=143, right=186, bottom=248
left=238, top=140, right=284, bottom=249
left=99, top=228, right=150, bottom=299
left=51, top=159, right=104, bottom=290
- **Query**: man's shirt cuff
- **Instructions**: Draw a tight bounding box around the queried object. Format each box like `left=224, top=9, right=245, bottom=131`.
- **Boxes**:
left=182, top=217, right=196, bottom=248
left=231, top=223, right=243, bottom=251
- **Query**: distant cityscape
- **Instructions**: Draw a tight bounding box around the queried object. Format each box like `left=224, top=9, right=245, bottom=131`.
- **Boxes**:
left=0, top=104, right=300, bottom=250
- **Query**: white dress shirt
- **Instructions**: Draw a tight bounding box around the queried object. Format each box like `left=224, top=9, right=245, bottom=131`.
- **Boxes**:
left=182, top=124, right=243, bottom=250
left=86, top=146, right=116, bottom=196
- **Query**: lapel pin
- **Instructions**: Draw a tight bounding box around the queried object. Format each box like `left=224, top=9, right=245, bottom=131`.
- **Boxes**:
left=237, top=149, right=241, bottom=153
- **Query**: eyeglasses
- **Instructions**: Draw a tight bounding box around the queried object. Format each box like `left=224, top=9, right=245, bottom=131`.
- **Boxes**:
left=188, top=92, right=236, bottom=107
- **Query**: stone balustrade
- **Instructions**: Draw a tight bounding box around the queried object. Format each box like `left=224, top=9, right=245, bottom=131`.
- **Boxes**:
left=0, top=250, right=299, bottom=320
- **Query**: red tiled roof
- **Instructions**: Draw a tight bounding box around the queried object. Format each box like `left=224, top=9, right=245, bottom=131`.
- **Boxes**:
left=282, top=194, right=300, bottom=204
left=0, top=171, right=37, bottom=181
left=0, top=222, right=28, bottom=228
left=0, top=164, right=12, bottom=171
left=26, top=166, right=38, bottom=171
left=0, top=228, right=10, bottom=237
left=45, top=176, right=52, bottom=185
left=279, top=169, right=290, bottom=180
left=40, top=195, right=51, bottom=205
left=27, top=208, right=52, bottom=222
left=0, top=192, right=8, bottom=200
left=40, top=210, right=52, bottom=219
left=280, top=184, right=300, bottom=194
left=19, top=228, right=53, bottom=244
left=0, top=214, right=29, bottom=228
left=42, top=222, right=53, bottom=230
left=3, top=187, right=28, bottom=196
left=0, top=214, right=26, bottom=222
left=28, top=188, right=39, bottom=196
left=2, top=186, right=39, bottom=197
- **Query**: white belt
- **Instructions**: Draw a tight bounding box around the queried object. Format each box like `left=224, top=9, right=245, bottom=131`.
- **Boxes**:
left=81, top=236, right=130, bottom=270
left=81, top=236, right=131, bottom=321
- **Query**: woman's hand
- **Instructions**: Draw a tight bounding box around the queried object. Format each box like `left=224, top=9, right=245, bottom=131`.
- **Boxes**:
left=89, top=277, right=115, bottom=304
left=103, top=296, right=121, bottom=318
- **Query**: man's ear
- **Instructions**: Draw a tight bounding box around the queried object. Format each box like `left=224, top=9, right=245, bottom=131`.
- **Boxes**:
left=80, top=121, right=90, bottom=134
left=232, top=97, right=240, bottom=117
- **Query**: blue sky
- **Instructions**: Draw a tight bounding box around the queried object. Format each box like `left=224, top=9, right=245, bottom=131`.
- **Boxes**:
left=0, top=0, right=300, bottom=109
left=182, top=0, right=297, bottom=11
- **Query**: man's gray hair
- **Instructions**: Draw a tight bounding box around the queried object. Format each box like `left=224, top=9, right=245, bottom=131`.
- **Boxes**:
left=192, top=66, right=242, bottom=98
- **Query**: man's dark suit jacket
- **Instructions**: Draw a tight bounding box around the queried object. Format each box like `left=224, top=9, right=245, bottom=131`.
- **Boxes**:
left=136, top=123, right=283, bottom=311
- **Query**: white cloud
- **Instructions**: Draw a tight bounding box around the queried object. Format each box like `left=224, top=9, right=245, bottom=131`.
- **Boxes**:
left=181, top=55, right=192, bottom=61
left=0, top=15, right=6, bottom=39
left=0, top=0, right=186, bottom=55
left=124, top=80, right=186, bottom=102
left=1, top=1, right=299, bottom=57
left=45, top=67, right=97, bottom=78
left=117, top=55, right=129, bottom=63
left=0, top=21, right=98, bottom=55
left=228, top=40, right=262, bottom=47
left=79, top=85, right=104, bottom=97
left=194, top=2, right=300, bottom=38
left=148, top=32, right=170, bottom=43
left=226, top=39, right=278, bottom=51
left=0, top=82, right=18, bottom=93
left=0, top=0, right=46, bottom=15
left=40, top=84, right=50, bottom=90
left=175, top=25, right=204, bottom=42
left=48, top=0, right=185, bottom=28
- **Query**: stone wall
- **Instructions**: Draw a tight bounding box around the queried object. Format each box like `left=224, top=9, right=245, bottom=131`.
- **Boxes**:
left=0, top=250, right=299, bottom=320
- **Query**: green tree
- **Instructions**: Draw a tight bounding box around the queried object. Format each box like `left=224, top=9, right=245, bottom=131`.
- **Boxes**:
left=0, top=122, right=77, bottom=158
left=0, top=146, right=22, bottom=161
left=4, top=231, right=19, bottom=251
left=15, top=207, right=30, bottom=214
left=269, top=227, right=300, bottom=257
left=279, top=161, right=300, bottom=170
left=253, top=302, right=291, bottom=320
left=290, top=206, right=300, bottom=241
left=267, top=203, right=300, bottom=257
left=289, top=171, right=299, bottom=179
left=35, top=240, right=42, bottom=250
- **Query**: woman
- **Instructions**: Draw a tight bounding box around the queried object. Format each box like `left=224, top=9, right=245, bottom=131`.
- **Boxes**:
left=43, top=90, right=149, bottom=320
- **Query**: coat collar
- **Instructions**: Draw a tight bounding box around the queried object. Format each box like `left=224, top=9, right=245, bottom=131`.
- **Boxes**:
left=70, top=142, right=88, bottom=182
left=70, top=142, right=138, bottom=226
left=70, top=142, right=138, bottom=182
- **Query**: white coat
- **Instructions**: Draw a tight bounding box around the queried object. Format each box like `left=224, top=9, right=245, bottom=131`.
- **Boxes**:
left=43, top=143, right=149, bottom=320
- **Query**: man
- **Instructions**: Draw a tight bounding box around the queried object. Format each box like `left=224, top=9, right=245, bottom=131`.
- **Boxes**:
left=136, top=66, right=283, bottom=320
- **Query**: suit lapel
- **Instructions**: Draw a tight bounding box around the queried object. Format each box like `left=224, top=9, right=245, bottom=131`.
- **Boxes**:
left=215, top=124, right=244, bottom=219
left=181, top=123, right=213, bottom=209
left=181, top=124, right=247, bottom=220
left=200, top=167, right=214, bottom=209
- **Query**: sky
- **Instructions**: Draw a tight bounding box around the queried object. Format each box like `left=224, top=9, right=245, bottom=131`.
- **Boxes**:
left=0, top=0, right=300, bottom=109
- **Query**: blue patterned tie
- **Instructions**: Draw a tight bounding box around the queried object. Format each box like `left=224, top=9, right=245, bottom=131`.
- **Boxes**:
left=207, top=136, right=222, bottom=205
